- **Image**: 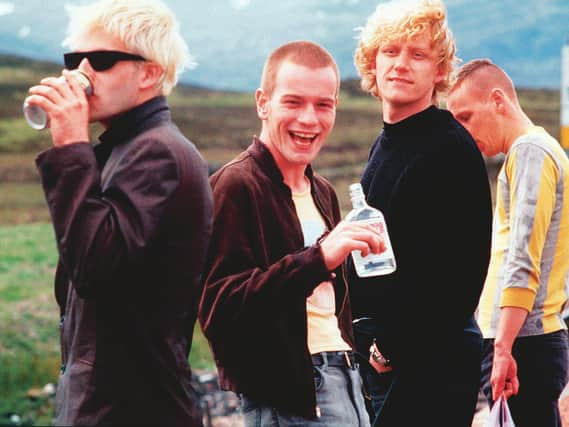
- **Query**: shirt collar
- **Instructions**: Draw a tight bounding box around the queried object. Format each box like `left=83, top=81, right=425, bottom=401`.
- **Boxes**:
left=98, top=96, right=170, bottom=147
left=383, top=105, right=439, bottom=139
left=248, top=136, right=315, bottom=186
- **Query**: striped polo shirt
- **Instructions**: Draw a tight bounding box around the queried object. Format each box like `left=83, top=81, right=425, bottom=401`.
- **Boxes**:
left=478, top=127, right=569, bottom=338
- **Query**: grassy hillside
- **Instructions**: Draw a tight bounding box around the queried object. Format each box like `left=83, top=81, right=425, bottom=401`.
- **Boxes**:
left=0, top=53, right=562, bottom=214
left=0, top=53, right=563, bottom=424
left=0, top=222, right=215, bottom=424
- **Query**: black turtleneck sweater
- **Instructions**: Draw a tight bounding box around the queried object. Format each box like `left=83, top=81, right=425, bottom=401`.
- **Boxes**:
left=348, top=106, right=493, bottom=366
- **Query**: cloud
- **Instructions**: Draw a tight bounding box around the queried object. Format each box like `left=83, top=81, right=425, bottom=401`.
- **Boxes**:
left=18, top=25, right=30, bottom=38
left=230, top=0, right=250, bottom=11
left=316, top=10, right=327, bottom=20
left=0, top=2, right=14, bottom=16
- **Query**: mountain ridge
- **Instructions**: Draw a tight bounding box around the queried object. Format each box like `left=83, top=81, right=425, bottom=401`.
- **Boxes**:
left=0, top=0, right=568, bottom=91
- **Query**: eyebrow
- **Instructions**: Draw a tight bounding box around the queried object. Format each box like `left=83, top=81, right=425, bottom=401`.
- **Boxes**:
left=281, top=94, right=336, bottom=102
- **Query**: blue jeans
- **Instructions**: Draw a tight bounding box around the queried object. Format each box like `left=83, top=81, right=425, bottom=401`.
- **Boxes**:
left=353, top=318, right=391, bottom=424
left=241, top=352, right=371, bottom=427
left=481, top=330, right=569, bottom=427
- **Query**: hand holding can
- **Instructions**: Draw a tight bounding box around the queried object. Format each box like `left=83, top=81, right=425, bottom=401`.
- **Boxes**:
left=23, top=70, right=93, bottom=130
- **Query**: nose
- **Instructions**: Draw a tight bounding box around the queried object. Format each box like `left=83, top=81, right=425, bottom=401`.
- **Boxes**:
left=393, top=52, right=410, bottom=71
left=297, top=103, right=318, bottom=126
left=77, top=57, right=93, bottom=73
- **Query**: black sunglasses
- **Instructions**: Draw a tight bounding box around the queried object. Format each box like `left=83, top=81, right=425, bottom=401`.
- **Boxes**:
left=64, top=50, right=146, bottom=72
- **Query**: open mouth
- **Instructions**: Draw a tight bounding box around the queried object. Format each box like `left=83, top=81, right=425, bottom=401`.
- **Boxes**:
left=289, top=131, right=318, bottom=145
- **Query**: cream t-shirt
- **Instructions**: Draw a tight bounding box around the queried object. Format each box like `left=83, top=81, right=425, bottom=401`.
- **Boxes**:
left=292, top=185, right=350, bottom=354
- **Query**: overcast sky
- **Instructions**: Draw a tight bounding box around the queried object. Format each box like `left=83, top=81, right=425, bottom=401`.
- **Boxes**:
left=1, top=0, right=568, bottom=90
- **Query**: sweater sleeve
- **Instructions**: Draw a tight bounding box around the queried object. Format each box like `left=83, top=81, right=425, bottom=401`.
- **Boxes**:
left=500, top=143, right=558, bottom=311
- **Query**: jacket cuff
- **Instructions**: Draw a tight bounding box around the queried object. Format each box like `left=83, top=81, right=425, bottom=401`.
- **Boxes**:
left=295, top=245, right=335, bottom=292
left=36, top=142, right=93, bottom=168
left=35, top=142, right=94, bottom=189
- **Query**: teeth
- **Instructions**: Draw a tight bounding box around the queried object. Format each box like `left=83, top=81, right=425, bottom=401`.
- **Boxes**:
left=291, top=131, right=317, bottom=139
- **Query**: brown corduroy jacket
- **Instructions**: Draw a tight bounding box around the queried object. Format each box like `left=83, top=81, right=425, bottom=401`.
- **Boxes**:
left=199, top=138, right=355, bottom=418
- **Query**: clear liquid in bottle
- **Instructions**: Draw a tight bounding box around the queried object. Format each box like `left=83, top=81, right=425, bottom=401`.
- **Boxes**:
left=345, top=183, right=396, bottom=277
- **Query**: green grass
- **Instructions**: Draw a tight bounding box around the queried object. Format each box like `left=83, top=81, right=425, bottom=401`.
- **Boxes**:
left=0, top=183, right=50, bottom=225
left=0, top=118, right=54, bottom=154
left=0, top=223, right=59, bottom=424
left=0, top=222, right=214, bottom=424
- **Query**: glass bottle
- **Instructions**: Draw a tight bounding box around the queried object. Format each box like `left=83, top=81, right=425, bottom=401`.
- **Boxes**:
left=23, top=70, right=93, bottom=130
left=345, top=183, right=396, bottom=277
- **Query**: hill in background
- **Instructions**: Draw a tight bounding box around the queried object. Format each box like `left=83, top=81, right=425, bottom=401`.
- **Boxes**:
left=0, top=52, right=562, bottom=218
left=2, top=0, right=568, bottom=91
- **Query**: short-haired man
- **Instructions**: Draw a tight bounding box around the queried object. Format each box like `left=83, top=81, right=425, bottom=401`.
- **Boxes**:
left=199, top=40, right=382, bottom=426
left=351, top=1, right=493, bottom=426
left=448, top=58, right=569, bottom=427
left=25, top=0, right=212, bottom=425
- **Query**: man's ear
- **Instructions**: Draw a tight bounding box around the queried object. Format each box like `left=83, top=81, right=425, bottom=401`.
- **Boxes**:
left=434, top=64, right=446, bottom=85
left=255, top=88, right=269, bottom=119
left=490, top=88, right=507, bottom=114
left=139, top=62, right=164, bottom=91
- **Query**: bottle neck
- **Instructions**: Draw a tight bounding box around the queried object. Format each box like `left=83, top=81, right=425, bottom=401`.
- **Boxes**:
left=351, top=196, right=367, bottom=209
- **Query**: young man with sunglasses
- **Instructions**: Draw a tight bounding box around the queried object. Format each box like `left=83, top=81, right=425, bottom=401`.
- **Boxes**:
left=25, top=1, right=212, bottom=425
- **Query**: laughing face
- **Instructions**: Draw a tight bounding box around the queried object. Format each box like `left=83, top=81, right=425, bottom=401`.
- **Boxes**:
left=256, top=60, right=338, bottom=174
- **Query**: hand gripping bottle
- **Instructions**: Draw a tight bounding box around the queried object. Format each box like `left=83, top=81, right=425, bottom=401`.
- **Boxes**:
left=345, top=183, right=396, bottom=277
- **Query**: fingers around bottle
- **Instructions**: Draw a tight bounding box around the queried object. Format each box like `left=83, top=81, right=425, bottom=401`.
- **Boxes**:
left=353, top=227, right=383, bottom=254
left=378, top=238, right=387, bottom=253
left=358, top=243, right=370, bottom=258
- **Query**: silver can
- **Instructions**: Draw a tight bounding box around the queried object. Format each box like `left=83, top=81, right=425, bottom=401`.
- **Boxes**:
left=23, top=70, right=93, bottom=130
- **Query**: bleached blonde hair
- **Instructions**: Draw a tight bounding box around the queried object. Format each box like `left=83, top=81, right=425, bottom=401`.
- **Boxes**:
left=63, top=0, right=194, bottom=96
left=354, top=0, right=457, bottom=104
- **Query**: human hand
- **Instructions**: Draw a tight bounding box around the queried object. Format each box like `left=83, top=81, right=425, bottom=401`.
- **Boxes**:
left=491, top=347, right=519, bottom=400
left=369, top=342, right=392, bottom=374
left=25, top=69, right=90, bottom=146
left=319, top=220, right=385, bottom=271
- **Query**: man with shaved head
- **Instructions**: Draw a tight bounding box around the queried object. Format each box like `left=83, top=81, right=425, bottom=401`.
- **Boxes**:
left=199, top=40, right=381, bottom=426
left=448, top=58, right=569, bottom=427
